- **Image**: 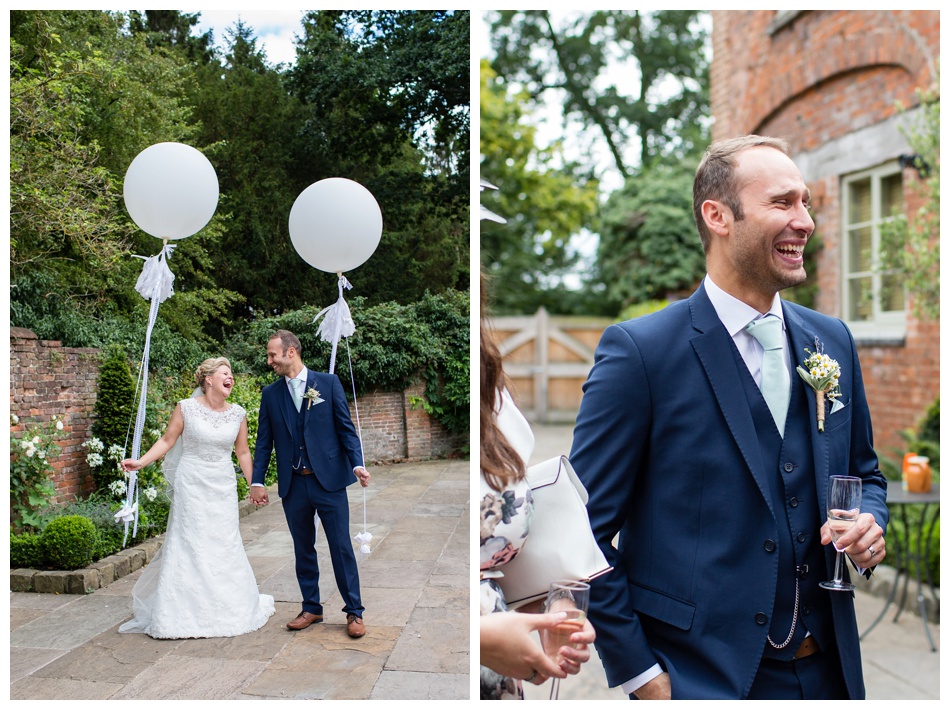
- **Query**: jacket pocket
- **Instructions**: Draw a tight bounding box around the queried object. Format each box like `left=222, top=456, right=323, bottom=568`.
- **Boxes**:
left=630, top=582, right=696, bottom=631
left=326, top=447, right=340, bottom=460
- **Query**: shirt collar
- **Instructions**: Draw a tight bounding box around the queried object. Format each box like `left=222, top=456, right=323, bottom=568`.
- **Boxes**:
left=285, top=365, right=308, bottom=387
left=704, top=274, right=785, bottom=338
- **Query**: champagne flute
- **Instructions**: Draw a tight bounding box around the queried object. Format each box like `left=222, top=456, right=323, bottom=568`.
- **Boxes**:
left=820, top=475, right=862, bottom=591
left=540, top=580, right=589, bottom=700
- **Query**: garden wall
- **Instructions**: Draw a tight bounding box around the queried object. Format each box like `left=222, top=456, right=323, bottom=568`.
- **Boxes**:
left=9, top=329, right=465, bottom=504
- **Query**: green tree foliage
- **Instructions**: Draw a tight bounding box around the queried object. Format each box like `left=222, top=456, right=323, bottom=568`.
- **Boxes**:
left=10, top=9, right=470, bottom=375
left=286, top=10, right=470, bottom=309
left=187, top=20, right=308, bottom=329
left=596, top=160, right=704, bottom=309
left=482, top=11, right=711, bottom=316
left=480, top=60, right=599, bottom=314
left=91, top=346, right=135, bottom=482
left=488, top=10, right=709, bottom=177
left=128, top=10, right=215, bottom=63
left=879, top=79, right=940, bottom=321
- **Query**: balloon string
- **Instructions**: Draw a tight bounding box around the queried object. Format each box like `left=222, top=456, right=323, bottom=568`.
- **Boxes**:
left=346, top=336, right=370, bottom=556
left=121, top=244, right=174, bottom=546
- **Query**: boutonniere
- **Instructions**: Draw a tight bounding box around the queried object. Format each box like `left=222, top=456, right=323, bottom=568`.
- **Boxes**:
left=795, top=340, right=842, bottom=432
left=304, top=388, right=323, bottom=410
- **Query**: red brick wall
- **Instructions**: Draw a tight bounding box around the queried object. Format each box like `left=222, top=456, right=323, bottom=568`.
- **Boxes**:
left=10, top=331, right=465, bottom=503
left=9, top=329, right=100, bottom=503
left=710, top=10, right=940, bottom=457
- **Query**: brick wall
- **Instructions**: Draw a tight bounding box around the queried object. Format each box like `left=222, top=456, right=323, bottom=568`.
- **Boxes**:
left=10, top=330, right=466, bottom=503
left=709, top=10, right=940, bottom=456
left=9, top=328, right=101, bottom=503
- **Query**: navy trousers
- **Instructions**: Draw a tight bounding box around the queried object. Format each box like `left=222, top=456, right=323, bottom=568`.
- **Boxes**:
left=281, top=472, right=363, bottom=617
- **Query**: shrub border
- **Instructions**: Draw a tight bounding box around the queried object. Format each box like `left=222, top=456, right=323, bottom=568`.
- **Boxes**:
left=11, top=497, right=258, bottom=594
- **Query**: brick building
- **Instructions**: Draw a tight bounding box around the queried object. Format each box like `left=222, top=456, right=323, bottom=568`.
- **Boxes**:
left=710, top=10, right=939, bottom=458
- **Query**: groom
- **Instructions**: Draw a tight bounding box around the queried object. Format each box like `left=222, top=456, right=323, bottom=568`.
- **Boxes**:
left=571, top=136, right=887, bottom=699
left=251, top=329, right=370, bottom=639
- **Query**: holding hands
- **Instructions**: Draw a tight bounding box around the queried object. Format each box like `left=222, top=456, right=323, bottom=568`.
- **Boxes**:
left=249, top=485, right=269, bottom=506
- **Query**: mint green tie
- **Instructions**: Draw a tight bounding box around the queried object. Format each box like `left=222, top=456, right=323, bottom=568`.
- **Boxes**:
left=291, top=380, right=303, bottom=412
left=745, top=315, right=790, bottom=437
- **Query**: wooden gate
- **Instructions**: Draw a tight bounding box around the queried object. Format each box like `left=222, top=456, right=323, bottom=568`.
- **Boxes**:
left=486, top=308, right=611, bottom=423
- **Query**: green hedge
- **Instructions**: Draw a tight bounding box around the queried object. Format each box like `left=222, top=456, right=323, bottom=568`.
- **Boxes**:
left=40, top=516, right=99, bottom=570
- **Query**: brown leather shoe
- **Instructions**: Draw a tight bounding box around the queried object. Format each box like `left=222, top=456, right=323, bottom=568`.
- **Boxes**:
left=286, top=611, right=323, bottom=630
left=346, top=613, right=366, bottom=638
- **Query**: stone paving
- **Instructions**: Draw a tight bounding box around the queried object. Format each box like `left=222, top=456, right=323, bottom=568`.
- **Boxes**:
left=10, top=459, right=471, bottom=701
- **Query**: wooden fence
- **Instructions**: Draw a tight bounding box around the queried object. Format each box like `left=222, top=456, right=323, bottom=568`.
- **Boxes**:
left=486, top=308, right=611, bottom=423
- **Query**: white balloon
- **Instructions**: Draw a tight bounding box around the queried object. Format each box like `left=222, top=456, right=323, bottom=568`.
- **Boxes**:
left=123, top=142, right=219, bottom=240
left=289, top=178, right=383, bottom=273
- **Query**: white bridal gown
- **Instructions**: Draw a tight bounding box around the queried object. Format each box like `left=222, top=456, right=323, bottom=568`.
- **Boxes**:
left=119, top=398, right=275, bottom=638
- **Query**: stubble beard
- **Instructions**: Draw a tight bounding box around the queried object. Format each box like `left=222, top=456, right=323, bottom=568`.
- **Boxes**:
left=733, top=224, right=808, bottom=298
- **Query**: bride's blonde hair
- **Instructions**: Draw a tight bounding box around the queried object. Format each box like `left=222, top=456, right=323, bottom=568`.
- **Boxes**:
left=195, top=357, right=232, bottom=392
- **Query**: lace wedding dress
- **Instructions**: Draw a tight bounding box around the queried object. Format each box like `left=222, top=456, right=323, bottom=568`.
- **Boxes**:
left=119, top=398, right=275, bottom=638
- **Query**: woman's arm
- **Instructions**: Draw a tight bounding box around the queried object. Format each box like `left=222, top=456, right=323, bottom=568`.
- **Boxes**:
left=234, top=416, right=253, bottom=485
left=120, top=403, right=184, bottom=472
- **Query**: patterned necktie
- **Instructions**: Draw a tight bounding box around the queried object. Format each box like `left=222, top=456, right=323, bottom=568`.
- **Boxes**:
left=745, top=314, right=790, bottom=437
left=291, top=379, right=303, bottom=412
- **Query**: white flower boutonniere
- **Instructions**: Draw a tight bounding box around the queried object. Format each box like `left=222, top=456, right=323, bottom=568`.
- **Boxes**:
left=304, top=388, right=322, bottom=410
left=795, top=341, right=842, bottom=432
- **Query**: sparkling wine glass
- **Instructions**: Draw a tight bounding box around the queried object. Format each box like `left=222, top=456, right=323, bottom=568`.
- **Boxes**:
left=541, top=580, right=589, bottom=700
left=820, top=475, right=862, bottom=591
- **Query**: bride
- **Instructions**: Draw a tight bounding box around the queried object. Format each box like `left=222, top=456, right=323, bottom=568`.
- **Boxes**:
left=119, top=357, right=275, bottom=638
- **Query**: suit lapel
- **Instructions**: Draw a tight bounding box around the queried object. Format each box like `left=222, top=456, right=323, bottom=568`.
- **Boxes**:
left=302, top=371, right=318, bottom=425
left=688, top=285, right=774, bottom=515
left=782, top=303, right=830, bottom=513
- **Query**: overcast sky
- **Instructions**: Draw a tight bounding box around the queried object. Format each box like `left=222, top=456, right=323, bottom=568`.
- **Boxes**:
left=187, top=9, right=305, bottom=67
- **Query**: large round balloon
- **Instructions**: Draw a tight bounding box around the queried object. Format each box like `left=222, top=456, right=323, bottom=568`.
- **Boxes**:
left=123, top=142, right=219, bottom=240
left=289, top=178, right=383, bottom=273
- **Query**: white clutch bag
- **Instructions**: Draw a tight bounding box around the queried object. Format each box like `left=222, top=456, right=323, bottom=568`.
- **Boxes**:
left=497, top=455, right=612, bottom=608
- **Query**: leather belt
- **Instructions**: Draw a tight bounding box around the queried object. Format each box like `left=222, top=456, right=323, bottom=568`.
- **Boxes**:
left=294, top=468, right=314, bottom=476
left=792, top=636, right=819, bottom=659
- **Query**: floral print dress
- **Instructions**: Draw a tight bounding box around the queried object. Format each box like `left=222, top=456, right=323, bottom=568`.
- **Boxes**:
left=480, top=388, right=535, bottom=700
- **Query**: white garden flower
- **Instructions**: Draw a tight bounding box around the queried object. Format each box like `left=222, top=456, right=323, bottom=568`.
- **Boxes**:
left=56, top=420, right=64, bottom=431
left=11, top=413, right=19, bottom=425
left=32, top=436, right=40, bottom=444
left=87, top=452, right=104, bottom=468
left=83, top=437, right=104, bottom=452
left=108, top=480, right=128, bottom=497
left=107, top=444, right=125, bottom=461
left=26, top=447, right=35, bottom=458
left=144, top=487, right=158, bottom=502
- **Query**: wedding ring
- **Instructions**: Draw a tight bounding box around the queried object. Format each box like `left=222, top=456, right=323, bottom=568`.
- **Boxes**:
left=868, top=546, right=876, bottom=556
left=525, top=670, right=537, bottom=683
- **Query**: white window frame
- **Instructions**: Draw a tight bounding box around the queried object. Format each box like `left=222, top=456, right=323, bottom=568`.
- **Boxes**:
left=840, top=161, right=907, bottom=341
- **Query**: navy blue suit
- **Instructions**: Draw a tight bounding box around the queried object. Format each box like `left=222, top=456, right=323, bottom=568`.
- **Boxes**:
left=252, top=369, right=364, bottom=617
left=570, top=284, right=887, bottom=699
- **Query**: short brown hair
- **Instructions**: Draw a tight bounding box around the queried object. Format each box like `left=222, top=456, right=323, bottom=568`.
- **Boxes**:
left=269, top=329, right=302, bottom=356
left=693, top=135, right=790, bottom=252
